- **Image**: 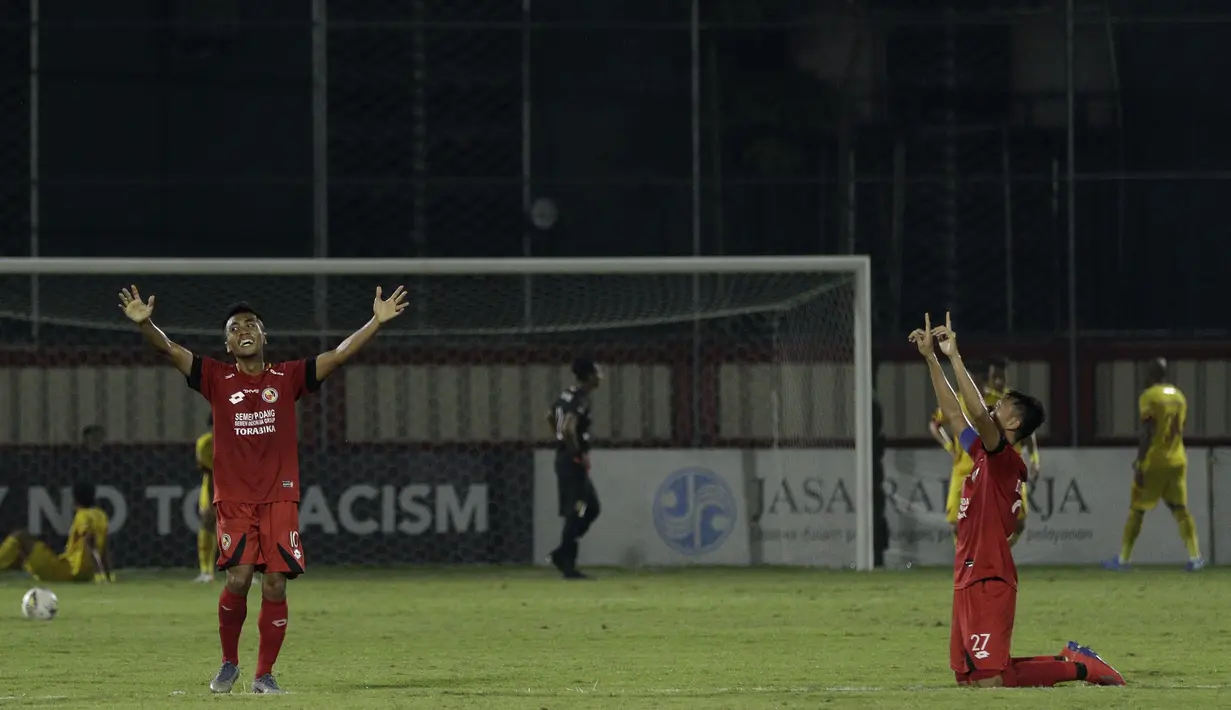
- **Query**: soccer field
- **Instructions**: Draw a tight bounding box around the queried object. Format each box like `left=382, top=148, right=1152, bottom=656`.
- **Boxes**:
left=2, top=566, right=1226, bottom=708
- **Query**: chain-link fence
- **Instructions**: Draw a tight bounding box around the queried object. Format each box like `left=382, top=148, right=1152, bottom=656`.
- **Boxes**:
left=0, top=0, right=1228, bottom=447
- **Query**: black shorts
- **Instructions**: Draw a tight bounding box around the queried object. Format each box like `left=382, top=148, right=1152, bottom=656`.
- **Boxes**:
left=555, top=450, right=596, bottom=517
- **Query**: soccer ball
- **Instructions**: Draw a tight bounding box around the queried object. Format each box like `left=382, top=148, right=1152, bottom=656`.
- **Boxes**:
left=21, top=587, right=58, bottom=621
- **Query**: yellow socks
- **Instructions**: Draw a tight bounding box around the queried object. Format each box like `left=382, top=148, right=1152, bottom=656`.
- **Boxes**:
left=198, top=529, right=217, bottom=575
left=1173, top=507, right=1201, bottom=560
left=1119, top=509, right=1145, bottom=564
left=0, top=536, right=21, bottom=570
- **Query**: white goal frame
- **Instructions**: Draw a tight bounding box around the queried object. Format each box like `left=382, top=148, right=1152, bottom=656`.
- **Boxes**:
left=0, top=255, right=875, bottom=571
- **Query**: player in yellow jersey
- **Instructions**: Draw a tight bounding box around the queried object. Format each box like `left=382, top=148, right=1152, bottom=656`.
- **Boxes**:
left=1104, top=358, right=1203, bottom=571
left=0, top=482, right=114, bottom=583
left=984, top=357, right=1042, bottom=483
left=929, top=358, right=1038, bottom=544
left=193, top=416, right=218, bottom=583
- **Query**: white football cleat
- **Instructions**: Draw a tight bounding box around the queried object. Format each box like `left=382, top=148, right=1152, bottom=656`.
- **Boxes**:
left=192, top=572, right=215, bottom=584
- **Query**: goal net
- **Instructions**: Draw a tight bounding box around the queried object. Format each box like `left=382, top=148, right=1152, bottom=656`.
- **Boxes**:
left=0, top=257, right=873, bottom=571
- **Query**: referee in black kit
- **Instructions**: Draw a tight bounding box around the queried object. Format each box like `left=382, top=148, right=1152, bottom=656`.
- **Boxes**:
left=545, top=358, right=603, bottom=580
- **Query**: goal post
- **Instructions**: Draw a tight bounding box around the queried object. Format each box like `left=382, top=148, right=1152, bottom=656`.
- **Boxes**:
left=0, top=255, right=875, bottom=571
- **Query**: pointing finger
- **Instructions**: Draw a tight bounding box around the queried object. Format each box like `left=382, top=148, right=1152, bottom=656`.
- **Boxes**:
left=925, top=312, right=931, bottom=333
left=946, top=311, right=952, bottom=331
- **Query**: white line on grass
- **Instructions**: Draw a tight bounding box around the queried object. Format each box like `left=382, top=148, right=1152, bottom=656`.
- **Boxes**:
left=563, top=683, right=1230, bottom=695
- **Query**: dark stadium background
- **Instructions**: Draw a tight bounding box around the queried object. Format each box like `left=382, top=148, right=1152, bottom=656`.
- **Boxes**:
left=0, top=0, right=1229, bottom=568
left=4, top=0, right=1228, bottom=334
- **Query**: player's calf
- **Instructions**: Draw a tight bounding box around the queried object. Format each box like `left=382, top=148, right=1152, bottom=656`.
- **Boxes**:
left=255, top=572, right=290, bottom=683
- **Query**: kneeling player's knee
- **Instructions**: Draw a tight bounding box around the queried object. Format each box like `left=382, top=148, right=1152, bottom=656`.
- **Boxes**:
left=224, top=566, right=255, bottom=595
left=967, top=670, right=1005, bottom=688
left=261, top=573, right=287, bottom=601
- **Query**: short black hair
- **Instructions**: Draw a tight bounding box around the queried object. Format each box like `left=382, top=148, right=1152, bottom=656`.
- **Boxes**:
left=72, top=482, right=96, bottom=508
left=225, top=302, right=262, bottom=324
left=572, top=357, right=597, bottom=381
left=1005, top=391, right=1045, bottom=442
left=987, top=355, right=1009, bottom=372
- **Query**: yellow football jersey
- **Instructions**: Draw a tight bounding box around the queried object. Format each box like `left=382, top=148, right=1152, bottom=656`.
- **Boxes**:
left=64, top=507, right=109, bottom=563
left=932, top=394, right=976, bottom=454
left=1139, top=383, right=1187, bottom=468
left=195, top=432, right=214, bottom=472
left=935, top=387, right=1037, bottom=460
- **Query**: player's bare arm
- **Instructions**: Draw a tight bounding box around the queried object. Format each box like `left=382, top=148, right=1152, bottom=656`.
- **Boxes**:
left=315, top=285, right=409, bottom=381
left=910, top=315, right=969, bottom=441
left=85, top=534, right=112, bottom=583
left=557, top=411, right=581, bottom=453
left=118, top=285, right=194, bottom=376
left=932, top=312, right=1003, bottom=450
left=929, top=416, right=952, bottom=448
left=1134, top=412, right=1154, bottom=485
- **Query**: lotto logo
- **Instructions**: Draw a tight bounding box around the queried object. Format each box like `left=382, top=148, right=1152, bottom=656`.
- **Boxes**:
left=228, top=392, right=244, bottom=405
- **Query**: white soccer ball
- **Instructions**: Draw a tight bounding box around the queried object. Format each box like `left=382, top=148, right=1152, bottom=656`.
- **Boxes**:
left=21, top=587, right=58, bottom=621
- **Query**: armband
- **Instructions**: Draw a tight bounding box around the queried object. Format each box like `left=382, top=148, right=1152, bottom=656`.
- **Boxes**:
left=958, top=427, right=979, bottom=454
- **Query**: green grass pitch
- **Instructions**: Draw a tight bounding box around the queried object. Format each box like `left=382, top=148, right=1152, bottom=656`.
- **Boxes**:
left=1, top=565, right=1227, bottom=708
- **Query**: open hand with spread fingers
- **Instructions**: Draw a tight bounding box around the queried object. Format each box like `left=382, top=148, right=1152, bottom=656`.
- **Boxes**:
left=118, top=285, right=155, bottom=324
left=373, top=285, right=409, bottom=324
left=908, top=313, right=936, bottom=358
left=931, top=311, right=959, bottom=357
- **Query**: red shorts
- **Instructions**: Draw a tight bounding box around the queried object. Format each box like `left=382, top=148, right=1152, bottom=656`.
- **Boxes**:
left=215, top=501, right=305, bottom=578
left=950, top=578, right=1016, bottom=683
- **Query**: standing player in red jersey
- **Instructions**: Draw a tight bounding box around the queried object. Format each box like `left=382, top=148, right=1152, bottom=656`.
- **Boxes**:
left=910, top=312, right=1126, bottom=689
left=119, top=284, right=407, bottom=694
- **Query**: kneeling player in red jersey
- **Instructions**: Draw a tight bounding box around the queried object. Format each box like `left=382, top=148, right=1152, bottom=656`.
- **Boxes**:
left=119, top=284, right=407, bottom=694
left=911, top=312, right=1125, bottom=689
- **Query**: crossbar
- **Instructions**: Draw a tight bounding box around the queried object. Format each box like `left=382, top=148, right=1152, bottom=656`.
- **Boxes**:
left=0, top=256, right=869, bottom=276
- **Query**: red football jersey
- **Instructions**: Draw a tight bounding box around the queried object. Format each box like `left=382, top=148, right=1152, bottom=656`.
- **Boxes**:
left=188, top=356, right=318, bottom=504
left=953, top=427, right=1026, bottom=590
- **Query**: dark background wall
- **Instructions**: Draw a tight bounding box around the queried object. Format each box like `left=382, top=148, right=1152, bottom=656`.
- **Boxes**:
left=0, top=0, right=1227, bottom=335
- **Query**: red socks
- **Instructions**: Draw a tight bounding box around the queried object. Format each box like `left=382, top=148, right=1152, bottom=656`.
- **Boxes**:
left=255, top=598, right=289, bottom=678
left=218, top=588, right=289, bottom=677
left=1003, top=659, right=1086, bottom=687
left=1012, top=655, right=1063, bottom=664
left=218, top=588, right=248, bottom=665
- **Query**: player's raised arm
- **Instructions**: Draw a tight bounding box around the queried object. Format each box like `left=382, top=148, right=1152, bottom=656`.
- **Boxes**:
left=118, top=285, right=194, bottom=376
left=314, top=285, right=408, bottom=382
left=932, top=312, right=1003, bottom=451
left=910, top=315, right=969, bottom=442
left=928, top=410, right=956, bottom=456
